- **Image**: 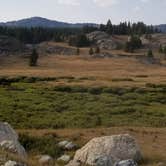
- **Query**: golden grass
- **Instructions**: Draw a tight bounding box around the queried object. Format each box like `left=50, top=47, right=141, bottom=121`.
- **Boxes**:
left=0, top=55, right=166, bottom=87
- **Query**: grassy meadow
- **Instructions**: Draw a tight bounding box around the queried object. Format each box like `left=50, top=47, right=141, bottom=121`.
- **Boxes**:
left=0, top=54, right=166, bottom=165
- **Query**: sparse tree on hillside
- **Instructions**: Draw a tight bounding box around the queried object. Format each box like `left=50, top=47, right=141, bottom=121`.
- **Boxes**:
left=159, top=44, right=163, bottom=53
left=106, top=19, right=113, bottom=35
left=29, top=48, right=39, bottom=66
left=163, top=46, right=166, bottom=59
left=147, top=49, right=153, bottom=58
left=76, top=47, right=80, bottom=55
left=95, top=46, right=100, bottom=54
left=89, top=47, right=94, bottom=55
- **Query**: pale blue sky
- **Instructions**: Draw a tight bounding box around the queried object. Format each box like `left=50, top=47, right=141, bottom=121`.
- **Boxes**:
left=0, top=0, right=165, bottom=24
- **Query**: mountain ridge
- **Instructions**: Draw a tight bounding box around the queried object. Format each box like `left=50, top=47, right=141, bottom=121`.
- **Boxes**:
left=0, top=17, right=98, bottom=28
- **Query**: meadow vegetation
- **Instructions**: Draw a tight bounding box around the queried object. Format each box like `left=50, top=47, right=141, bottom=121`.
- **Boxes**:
left=0, top=77, right=166, bottom=129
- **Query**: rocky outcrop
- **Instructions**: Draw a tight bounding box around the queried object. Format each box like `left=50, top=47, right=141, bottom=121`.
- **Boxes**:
left=67, top=134, right=142, bottom=166
left=38, top=42, right=77, bottom=55
left=0, top=122, right=27, bottom=159
left=87, top=31, right=117, bottom=50
left=38, top=155, right=53, bottom=166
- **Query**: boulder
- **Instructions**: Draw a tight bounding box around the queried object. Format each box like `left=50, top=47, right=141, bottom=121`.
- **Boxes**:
left=58, top=141, right=77, bottom=150
left=58, top=141, right=69, bottom=148
left=4, top=160, right=24, bottom=166
left=114, top=159, right=138, bottom=166
left=38, top=155, right=53, bottom=166
left=69, top=134, right=142, bottom=166
left=0, top=122, right=27, bottom=159
left=57, top=155, right=71, bottom=163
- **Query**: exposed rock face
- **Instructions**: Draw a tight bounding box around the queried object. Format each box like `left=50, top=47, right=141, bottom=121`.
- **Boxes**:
left=87, top=31, right=117, bottom=50
left=94, top=155, right=113, bottom=166
left=69, top=134, right=142, bottom=166
left=38, top=42, right=77, bottom=55
left=0, top=122, right=27, bottom=159
left=114, top=159, right=138, bottom=166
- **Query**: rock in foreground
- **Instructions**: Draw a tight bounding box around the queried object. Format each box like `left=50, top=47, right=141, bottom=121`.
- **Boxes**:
left=0, top=122, right=27, bottom=159
left=68, top=134, right=142, bottom=166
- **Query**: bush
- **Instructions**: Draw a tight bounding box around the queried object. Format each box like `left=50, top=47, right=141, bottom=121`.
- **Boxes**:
left=19, top=134, right=62, bottom=157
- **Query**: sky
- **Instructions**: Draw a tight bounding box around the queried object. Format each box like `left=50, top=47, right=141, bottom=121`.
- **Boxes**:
left=0, top=0, right=165, bottom=25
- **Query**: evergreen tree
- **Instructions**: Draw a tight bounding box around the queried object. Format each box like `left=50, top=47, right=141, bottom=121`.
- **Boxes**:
left=106, top=19, right=113, bottom=35
left=147, top=49, right=153, bottom=58
left=163, top=46, right=166, bottom=59
left=89, top=48, right=94, bottom=55
left=29, top=48, right=39, bottom=66
left=76, top=47, right=80, bottom=55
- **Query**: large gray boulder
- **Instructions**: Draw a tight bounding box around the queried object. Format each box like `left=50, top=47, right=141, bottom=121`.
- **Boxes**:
left=0, top=122, right=27, bottom=159
left=68, top=134, right=142, bottom=166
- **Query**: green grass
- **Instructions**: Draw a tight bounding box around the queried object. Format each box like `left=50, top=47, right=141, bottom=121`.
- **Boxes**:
left=0, top=81, right=166, bottom=129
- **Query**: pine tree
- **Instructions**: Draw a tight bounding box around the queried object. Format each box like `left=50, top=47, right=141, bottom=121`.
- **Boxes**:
left=147, top=49, right=153, bottom=58
left=89, top=48, right=94, bottom=55
left=163, top=46, right=166, bottom=59
left=29, top=48, right=39, bottom=66
left=106, top=19, right=113, bottom=35
left=76, top=47, right=80, bottom=55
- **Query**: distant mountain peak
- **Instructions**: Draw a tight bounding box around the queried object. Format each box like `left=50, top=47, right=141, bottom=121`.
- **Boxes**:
left=0, top=17, right=98, bottom=28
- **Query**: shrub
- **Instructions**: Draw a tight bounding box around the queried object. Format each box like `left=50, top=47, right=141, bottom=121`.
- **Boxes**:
left=19, top=134, right=62, bottom=157
left=147, top=49, right=153, bottom=58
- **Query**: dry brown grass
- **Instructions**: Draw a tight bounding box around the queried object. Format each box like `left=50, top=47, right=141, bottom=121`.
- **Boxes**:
left=18, top=127, right=166, bottom=166
left=0, top=54, right=166, bottom=87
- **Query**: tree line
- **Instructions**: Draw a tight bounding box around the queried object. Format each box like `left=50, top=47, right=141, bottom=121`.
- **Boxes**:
left=84, top=20, right=159, bottom=35
left=0, top=26, right=81, bottom=44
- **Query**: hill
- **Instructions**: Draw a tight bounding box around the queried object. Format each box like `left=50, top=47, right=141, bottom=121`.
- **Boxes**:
left=0, top=17, right=98, bottom=28
left=156, top=24, right=166, bottom=33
